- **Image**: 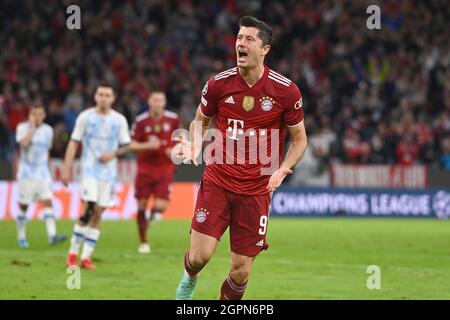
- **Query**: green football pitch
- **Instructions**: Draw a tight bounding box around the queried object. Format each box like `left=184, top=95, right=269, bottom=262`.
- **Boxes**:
left=1, top=218, right=449, bottom=299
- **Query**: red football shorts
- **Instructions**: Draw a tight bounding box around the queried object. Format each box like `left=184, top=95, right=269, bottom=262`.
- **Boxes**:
left=191, top=178, right=271, bottom=257
left=135, top=173, right=173, bottom=200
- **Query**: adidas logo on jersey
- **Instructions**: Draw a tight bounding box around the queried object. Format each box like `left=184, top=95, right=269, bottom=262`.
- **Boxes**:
left=256, top=240, right=264, bottom=247
left=225, top=96, right=235, bottom=104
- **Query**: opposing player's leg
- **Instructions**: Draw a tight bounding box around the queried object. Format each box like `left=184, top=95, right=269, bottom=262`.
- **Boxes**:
left=220, top=192, right=271, bottom=300
left=67, top=178, right=98, bottom=267
left=40, top=198, right=67, bottom=245
left=39, top=180, right=66, bottom=245
left=79, top=180, right=114, bottom=270
left=16, top=203, right=29, bottom=248
left=176, top=179, right=230, bottom=300
left=16, top=179, right=32, bottom=248
left=79, top=205, right=105, bottom=270
left=67, top=200, right=95, bottom=267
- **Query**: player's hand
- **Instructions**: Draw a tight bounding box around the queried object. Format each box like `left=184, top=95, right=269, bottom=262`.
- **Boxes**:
left=267, top=167, right=293, bottom=192
left=28, top=114, right=37, bottom=128
left=144, top=139, right=161, bottom=150
left=174, top=136, right=199, bottom=166
left=62, top=167, right=71, bottom=187
left=99, top=151, right=116, bottom=163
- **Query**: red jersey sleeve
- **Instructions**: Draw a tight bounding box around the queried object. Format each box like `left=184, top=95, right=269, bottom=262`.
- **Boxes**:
left=282, top=84, right=304, bottom=127
left=199, top=78, right=219, bottom=118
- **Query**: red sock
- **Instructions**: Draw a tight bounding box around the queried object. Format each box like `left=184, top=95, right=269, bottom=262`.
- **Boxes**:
left=137, top=209, right=148, bottom=243
left=220, top=274, right=247, bottom=300
left=184, top=251, right=203, bottom=277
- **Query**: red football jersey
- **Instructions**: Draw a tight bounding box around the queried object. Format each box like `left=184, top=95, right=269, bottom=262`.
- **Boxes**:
left=131, top=110, right=180, bottom=177
left=200, top=66, right=304, bottom=195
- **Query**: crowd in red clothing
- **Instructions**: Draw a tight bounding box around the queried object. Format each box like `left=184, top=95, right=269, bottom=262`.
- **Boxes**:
left=0, top=0, right=449, bottom=168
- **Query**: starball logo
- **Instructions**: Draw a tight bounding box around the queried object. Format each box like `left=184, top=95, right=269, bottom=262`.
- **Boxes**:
left=433, top=191, right=450, bottom=219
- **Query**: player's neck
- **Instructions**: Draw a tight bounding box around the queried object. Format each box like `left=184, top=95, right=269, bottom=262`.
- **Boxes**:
left=95, top=106, right=111, bottom=115
left=238, top=65, right=265, bottom=87
left=28, top=121, right=43, bottom=129
left=150, top=111, right=162, bottom=120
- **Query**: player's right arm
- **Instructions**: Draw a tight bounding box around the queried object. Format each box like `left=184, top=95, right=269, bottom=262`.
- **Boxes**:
left=175, top=80, right=217, bottom=165
left=62, top=140, right=79, bottom=186
left=62, top=111, right=86, bottom=186
left=16, top=116, right=36, bottom=148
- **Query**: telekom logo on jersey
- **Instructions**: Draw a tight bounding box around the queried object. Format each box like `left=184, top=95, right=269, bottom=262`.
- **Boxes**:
left=227, top=118, right=244, bottom=140
left=171, top=119, right=280, bottom=175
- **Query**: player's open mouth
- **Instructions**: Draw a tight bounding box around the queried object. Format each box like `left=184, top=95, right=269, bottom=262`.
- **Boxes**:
left=238, top=50, right=248, bottom=60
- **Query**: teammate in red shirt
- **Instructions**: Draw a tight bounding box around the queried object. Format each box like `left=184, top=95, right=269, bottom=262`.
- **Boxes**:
left=175, top=16, right=308, bottom=300
left=100, top=90, right=180, bottom=254
left=131, top=90, right=180, bottom=253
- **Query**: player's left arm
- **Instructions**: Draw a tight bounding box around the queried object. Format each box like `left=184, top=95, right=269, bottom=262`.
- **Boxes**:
left=267, top=84, right=307, bottom=192
left=267, top=122, right=307, bottom=192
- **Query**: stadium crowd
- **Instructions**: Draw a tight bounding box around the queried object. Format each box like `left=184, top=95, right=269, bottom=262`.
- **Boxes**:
left=0, top=0, right=449, bottom=169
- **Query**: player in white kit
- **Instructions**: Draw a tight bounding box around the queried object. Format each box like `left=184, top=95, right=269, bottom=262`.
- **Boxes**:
left=62, top=84, right=137, bottom=270
left=15, top=103, right=67, bottom=248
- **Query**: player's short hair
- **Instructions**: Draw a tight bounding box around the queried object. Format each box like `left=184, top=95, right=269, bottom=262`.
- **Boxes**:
left=149, top=86, right=166, bottom=96
left=30, top=101, right=45, bottom=111
left=239, top=16, right=272, bottom=46
left=96, top=82, right=116, bottom=95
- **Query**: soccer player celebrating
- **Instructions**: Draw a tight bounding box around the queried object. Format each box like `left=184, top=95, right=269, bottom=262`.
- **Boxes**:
left=15, top=103, right=67, bottom=248
left=175, top=16, right=308, bottom=300
left=62, top=84, right=133, bottom=270
left=99, top=89, right=181, bottom=254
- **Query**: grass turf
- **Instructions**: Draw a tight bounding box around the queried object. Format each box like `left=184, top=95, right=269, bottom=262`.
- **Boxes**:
left=0, top=218, right=449, bottom=299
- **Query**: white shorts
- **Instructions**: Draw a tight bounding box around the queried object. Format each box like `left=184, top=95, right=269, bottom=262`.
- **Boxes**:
left=18, top=179, right=53, bottom=205
left=80, top=177, right=115, bottom=208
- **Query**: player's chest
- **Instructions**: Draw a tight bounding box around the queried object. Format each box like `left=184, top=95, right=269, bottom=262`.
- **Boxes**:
left=85, top=117, right=120, bottom=138
left=31, top=128, right=49, bottom=147
left=217, top=91, right=283, bottom=124
left=141, top=120, right=173, bottom=138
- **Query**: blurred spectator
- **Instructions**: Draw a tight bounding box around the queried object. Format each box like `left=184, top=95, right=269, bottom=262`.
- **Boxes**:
left=396, top=135, right=419, bottom=165
left=6, top=101, right=28, bottom=132
left=0, top=0, right=448, bottom=169
left=0, top=112, right=11, bottom=160
left=440, top=137, right=450, bottom=170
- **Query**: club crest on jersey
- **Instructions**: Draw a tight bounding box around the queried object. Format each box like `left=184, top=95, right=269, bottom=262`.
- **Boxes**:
left=195, top=208, right=209, bottom=223
left=154, top=125, right=161, bottom=133
left=242, top=96, right=255, bottom=111
left=259, top=96, right=274, bottom=111
left=202, top=83, right=208, bottom=96
left=145, top=126, right=151, bottom=133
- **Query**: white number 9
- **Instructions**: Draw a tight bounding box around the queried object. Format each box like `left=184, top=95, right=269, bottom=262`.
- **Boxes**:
left=258, top=216, right=268, bottom=235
